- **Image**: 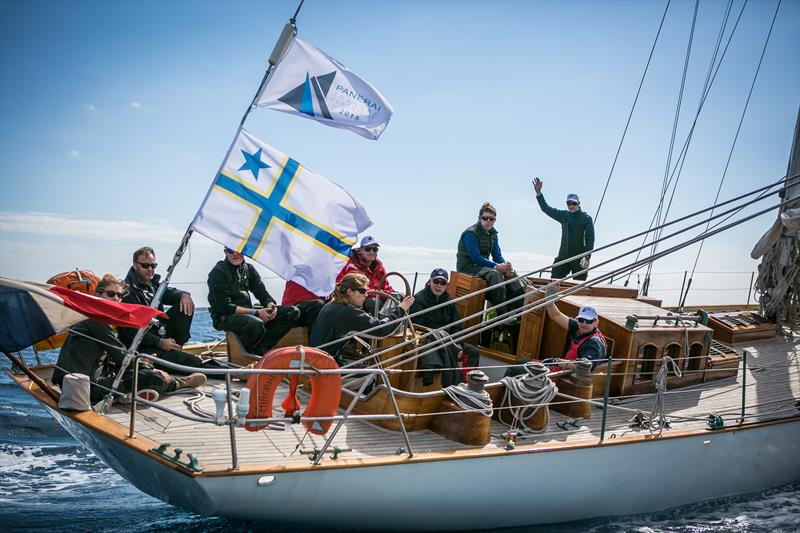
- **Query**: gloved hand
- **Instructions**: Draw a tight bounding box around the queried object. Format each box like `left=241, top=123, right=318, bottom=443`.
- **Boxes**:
left=580, top=256, right=590, bottom=269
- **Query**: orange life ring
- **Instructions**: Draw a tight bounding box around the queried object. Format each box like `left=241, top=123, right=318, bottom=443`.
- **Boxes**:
left=34, top=269, right=102, bottom=351
left=245, top=346, right=342, bottom=435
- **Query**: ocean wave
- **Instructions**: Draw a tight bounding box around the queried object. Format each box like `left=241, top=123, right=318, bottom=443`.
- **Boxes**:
left=0, top=443, right=110, bottom=496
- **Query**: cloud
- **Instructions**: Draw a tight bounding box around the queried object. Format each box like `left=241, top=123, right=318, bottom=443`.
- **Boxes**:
left=0, top=212, right=185, bottom=243
left=83, top=104, right=96, bottom=112
left=69, top=150, right=80, bottom=159
left=129, top=101, right=144, bottom=109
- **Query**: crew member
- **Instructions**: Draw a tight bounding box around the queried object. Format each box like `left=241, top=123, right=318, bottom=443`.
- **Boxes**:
left=208, top=247, right=300, bottom=355
left=311, top=273, right=414, bottom=363
left=120, top=246, right=204, bottom=370
left=409, top=268, right=480, bottom=369
left=532, top=177, right=595, bottom=280
left=54, top=276, right=206, bottom=402
left=456, top=202, right=525, bottom=317
left=545, top=298, right=607, bottom=369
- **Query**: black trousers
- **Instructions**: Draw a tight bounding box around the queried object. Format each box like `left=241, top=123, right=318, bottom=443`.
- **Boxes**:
left=295, top=300, right=324, bottom=330
left=552, top=257, right=587, bottom=281
left=217, top=306, right=300, bottom=355
left=92, top=368, right=176, bottom=402
left=473, top=267, right=526, bottom=314
left=162, top=305, right=193, bottom=345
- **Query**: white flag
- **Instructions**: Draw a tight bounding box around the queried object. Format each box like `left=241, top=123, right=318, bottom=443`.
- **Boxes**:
left=191, top=128, right=373, bottom=296
left=256, top=36, right=393, bottom=140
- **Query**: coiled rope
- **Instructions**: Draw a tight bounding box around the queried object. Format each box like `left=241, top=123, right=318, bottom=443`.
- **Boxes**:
left=442, top=383, right=493, bottom=418
left=498, top=363, right=558, bottom=432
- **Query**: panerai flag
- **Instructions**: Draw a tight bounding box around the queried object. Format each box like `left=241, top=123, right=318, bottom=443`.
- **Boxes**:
left=190, top=127, right=373, bottom=296
left=256, top=36, right=393, bottom=140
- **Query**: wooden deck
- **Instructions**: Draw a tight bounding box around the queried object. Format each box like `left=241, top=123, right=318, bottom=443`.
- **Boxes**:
left=98, top=332, right=799, bottom=472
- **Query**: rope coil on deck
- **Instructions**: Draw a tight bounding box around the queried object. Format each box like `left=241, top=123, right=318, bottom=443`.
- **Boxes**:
left=499, top=362, right=558, bottom=432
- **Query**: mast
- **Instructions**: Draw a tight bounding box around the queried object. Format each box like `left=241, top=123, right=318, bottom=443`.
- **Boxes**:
left=752, top=108, right=800, bottom=328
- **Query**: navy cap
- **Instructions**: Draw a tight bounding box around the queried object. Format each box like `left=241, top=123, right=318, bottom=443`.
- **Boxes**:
left=430, top=268, right=449, bottom=281
left=566, top=193, right=580, bottom=204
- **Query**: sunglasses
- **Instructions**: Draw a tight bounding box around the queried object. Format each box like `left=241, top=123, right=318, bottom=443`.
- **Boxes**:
left=481, top=216, right=496, bottom=222
left=136, top=262, right=158, bottom=269
left=431, top=278, right=448, bottom=286
left=224, top=248, right=241, bottom=254
left=101, top=290, right=126, bottom=299
left=363, top=246, right=379, bottom=253
left=567, top=202, right=578, bottom=207
left=577, top=317, right=594, bottom=324
left=352, top=287, right=368, bottom=294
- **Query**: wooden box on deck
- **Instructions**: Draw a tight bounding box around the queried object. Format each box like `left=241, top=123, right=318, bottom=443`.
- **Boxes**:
left=540, top=295, right=712, bottom=397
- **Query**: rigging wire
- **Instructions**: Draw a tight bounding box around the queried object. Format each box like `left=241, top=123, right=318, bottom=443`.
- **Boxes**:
left=315, top=175, right=789, bottom=356
left=680, top=0, right=784, bottom=308
left=623, top=0, right=750, bottom=286
left=643, top=0, right=700, bottom=296
left=594, top=0, right=671, bottom=224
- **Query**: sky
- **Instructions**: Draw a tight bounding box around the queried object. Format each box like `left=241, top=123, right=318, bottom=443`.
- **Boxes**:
left=1, top=0, right=798, bottom=308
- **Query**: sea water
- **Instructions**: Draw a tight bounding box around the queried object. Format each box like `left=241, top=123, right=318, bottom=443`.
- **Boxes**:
left=1, top=309, right=798, bottom=533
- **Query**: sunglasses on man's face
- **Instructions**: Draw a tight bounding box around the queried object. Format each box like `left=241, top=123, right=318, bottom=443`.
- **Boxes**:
left=431, top=278, right=448, bottom=286
left=352, top=287, right=368, bottom=294
left=101, top=290, right=126, bottom=299
left=567, top=202, right=578, bottom=207
left=577, top=317, right=594, bottom=324
left=363, top=246, right=379, bottom=253
left=137, top=262, right=158, bottom=270
left=481, top=216, right=496, bottom=222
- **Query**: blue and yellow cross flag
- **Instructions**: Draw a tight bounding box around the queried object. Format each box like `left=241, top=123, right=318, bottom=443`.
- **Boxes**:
left=191, top=127, right=373, bottom=297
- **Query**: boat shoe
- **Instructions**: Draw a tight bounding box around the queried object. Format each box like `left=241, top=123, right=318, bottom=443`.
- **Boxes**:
left=173, top=373, right=207, bottom=391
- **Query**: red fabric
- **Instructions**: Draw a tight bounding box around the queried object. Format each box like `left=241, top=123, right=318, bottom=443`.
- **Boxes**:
left=550, top=329, right=606, bottom=372
left=336, top=254, right=394, bottom=293
left=50, top=286, right=167, bottom=329
left=282, top=280, right=324, bottom=306
left=564, top=329, right=606, bottom=361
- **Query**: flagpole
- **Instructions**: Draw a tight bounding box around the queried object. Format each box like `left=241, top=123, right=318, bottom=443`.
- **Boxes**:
left=239, top=1, right=304, bottom=128
left=97, top=4, right=306, bottom=413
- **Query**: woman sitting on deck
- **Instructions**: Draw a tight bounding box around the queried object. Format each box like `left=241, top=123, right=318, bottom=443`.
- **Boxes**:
left=53, top=276, right=207, bottom=403
left=310, top=273, right=414, bottom=364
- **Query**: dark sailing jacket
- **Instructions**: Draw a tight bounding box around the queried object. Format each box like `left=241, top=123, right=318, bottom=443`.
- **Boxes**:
left=536, top=193, right=595, bottom=259
left=310, top=301, right=405, bottom=358
left=409, top=284, right=463, bottom=336
left=207, top=260, right=276, bottom=330
left=119, top=267, right=186, bottom=352
left=53, top=319, right=125, bottom=387
left=456, top=223, right=501, bottom=275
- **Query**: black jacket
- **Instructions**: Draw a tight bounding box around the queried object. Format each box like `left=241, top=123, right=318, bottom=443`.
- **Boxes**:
left=119, top=267, right=186, bottom=353
left=207, top=260, right=275, bottom=329
left=536, top=193, right=595, bottom=259
left=53, top=320, right=125, bottom=387
left=310, top=301, right=405, bottom=358
left=409, top=285, right=463, bottom=336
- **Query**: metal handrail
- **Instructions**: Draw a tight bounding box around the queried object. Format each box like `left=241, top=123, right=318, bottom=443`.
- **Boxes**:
left=127, top=353, right=415, bottom=465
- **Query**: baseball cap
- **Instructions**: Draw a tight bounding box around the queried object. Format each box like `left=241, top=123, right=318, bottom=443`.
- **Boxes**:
left=576, top=306, right=598, bottom=321
left=430, top=268, right=449, bottom=281
left=359, top=236, right=380, bottom=248
left=566, top=193, right=580, bottom=204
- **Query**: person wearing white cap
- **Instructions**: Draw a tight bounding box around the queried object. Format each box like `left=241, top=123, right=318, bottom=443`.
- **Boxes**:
left=336, top=235, right=396, bottom=313
left=545, top=290, right=607, bottom=369
left=532, top=178, right=595, bottom=281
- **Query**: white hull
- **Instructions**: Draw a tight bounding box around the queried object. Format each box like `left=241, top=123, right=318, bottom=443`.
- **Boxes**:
left=48, top=405, right=800, bottom=531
